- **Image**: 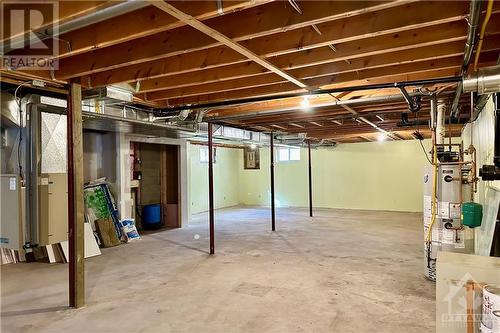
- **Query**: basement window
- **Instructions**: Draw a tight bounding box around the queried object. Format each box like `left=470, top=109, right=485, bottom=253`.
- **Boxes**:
left=277, top=147, right=300, bottom=162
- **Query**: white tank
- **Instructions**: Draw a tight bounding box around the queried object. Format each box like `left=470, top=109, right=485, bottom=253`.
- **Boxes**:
left=423, top=164, right=474, bottom=281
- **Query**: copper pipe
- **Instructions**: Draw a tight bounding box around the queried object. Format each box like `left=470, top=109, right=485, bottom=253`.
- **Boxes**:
left=466, top=281, right=474, bottom=333
left=465, top=281, right=487, bottom=333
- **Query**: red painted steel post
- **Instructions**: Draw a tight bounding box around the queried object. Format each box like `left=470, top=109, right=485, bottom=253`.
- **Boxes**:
left=308, top=140, right=313, bottom=217
left=208, top=123, right=215, bottom=254
left=270, top=133, right=276, bottom=231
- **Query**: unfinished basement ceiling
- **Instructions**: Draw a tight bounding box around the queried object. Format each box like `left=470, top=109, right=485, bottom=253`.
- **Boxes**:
left=1, top=0, right=500, bottom=142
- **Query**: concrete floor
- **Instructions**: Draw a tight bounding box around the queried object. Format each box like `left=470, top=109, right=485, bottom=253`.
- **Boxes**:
left=1, top=207, right=435, bottom=332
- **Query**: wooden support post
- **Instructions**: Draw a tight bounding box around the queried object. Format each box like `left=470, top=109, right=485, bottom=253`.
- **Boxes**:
left=67, top=80, right=85, bottom=308
left=270, top=133, right=275, bottom=231
left=208, top=123, right=215, bottom=254
left=308, top=140, right=313, bottom=217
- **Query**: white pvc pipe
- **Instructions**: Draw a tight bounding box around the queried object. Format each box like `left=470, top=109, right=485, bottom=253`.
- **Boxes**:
left=436, top=102, right=447, bottom=145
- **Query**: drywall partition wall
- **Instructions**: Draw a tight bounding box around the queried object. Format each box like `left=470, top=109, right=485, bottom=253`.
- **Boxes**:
left=83, top=131, right=117, bottom=184
left=83, top=131, right=130, bottom=219
left=189, top=145, right=240, bottom=214
left=462, top=96, right=500, bottom=203
left=462, top=96, right=500, bottom=255
left=239, top=139, right=441, bottom=212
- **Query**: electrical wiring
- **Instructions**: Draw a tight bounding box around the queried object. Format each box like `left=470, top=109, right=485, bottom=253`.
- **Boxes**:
left=14, top=82, right=29, bottom=185
left=419, top=139, right=432, bottom=165
left=414, top=110, right=432, bottom=164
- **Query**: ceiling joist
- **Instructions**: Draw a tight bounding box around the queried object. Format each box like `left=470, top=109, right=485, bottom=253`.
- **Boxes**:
left=148, top=0, right=308, bottom=89
left=3, top=0, right=497, bottom=143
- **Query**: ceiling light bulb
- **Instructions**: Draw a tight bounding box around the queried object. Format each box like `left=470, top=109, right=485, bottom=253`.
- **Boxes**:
left=377, top=133, right=387, bottom=142
left=300, top=96, right=311, bottom=111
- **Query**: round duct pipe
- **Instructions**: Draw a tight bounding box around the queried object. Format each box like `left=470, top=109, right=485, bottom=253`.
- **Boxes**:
left=463, top=65, right=500, bottom=95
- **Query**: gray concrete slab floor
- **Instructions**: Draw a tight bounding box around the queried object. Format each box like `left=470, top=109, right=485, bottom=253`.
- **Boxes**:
left=1, top=207, right=435, bottom=333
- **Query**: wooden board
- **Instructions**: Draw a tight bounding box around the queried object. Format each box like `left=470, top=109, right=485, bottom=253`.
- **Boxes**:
left=83, top=223, right=101, bottom=258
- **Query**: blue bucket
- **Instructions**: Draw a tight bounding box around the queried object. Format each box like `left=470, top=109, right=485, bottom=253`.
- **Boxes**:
left=142, top=204, right=161, bottom=229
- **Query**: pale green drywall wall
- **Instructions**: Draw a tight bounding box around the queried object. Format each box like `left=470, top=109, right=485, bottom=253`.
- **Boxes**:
left=311, top=140, right=430, bottom=212
left=189, top=145, right=240, bottom=214
left=462, top=96, right=499, bottom=255
left=239, top=139, right=438, bottom=212
left=188, top=139, right=461, bottom=214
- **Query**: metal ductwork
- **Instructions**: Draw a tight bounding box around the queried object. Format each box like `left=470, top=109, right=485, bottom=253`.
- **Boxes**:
left=2, top=1, right=149, bottom=53
left=83, top=85, right=134, bottom=106
left=274, top=133, right=307, bottom=146
left=463, top=0, right=483, bottom=67
left=461, top=65, right=500, bottom=180
left=472, top=94, right=491, bottom=120
left=463, top=65, right=500, bottom=95
left=153, top=109, right=192, bottom=123
left=275, top=133, right=307, bottom=141
left=451, top=0, right=482, bottom=118
left=35, top=92, right=198, bottom=138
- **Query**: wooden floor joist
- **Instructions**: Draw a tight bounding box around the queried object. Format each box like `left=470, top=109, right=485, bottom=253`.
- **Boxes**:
left=147, top=1, right=308, bottom=89
left=54, top=1, right=267, bottom=59
left=4, top=0, right=498, bottom=142
left=81, top=6, right=500, bottom=88
left=145, top=52, right=498, bottom=101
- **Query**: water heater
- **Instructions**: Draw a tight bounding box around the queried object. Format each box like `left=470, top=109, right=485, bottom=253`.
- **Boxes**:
left=423, top=163, right=475, bottom=281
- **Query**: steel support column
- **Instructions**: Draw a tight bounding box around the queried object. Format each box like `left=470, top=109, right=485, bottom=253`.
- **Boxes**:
left=68, top=80, right=85, bottom=308
left=208, top=123, right=215, bottom=254
left=270, top=133, right=276, bottom=231
left=308, top=140, right=313, bottom=217
left=25, top=102, right=40, bottom=259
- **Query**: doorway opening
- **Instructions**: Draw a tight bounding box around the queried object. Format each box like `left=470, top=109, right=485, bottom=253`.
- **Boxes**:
left=131, top=142, right=180, bottom=231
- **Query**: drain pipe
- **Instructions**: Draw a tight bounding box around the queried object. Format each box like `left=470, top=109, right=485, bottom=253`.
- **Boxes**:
left=451, top=0, right=482, bottom=118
